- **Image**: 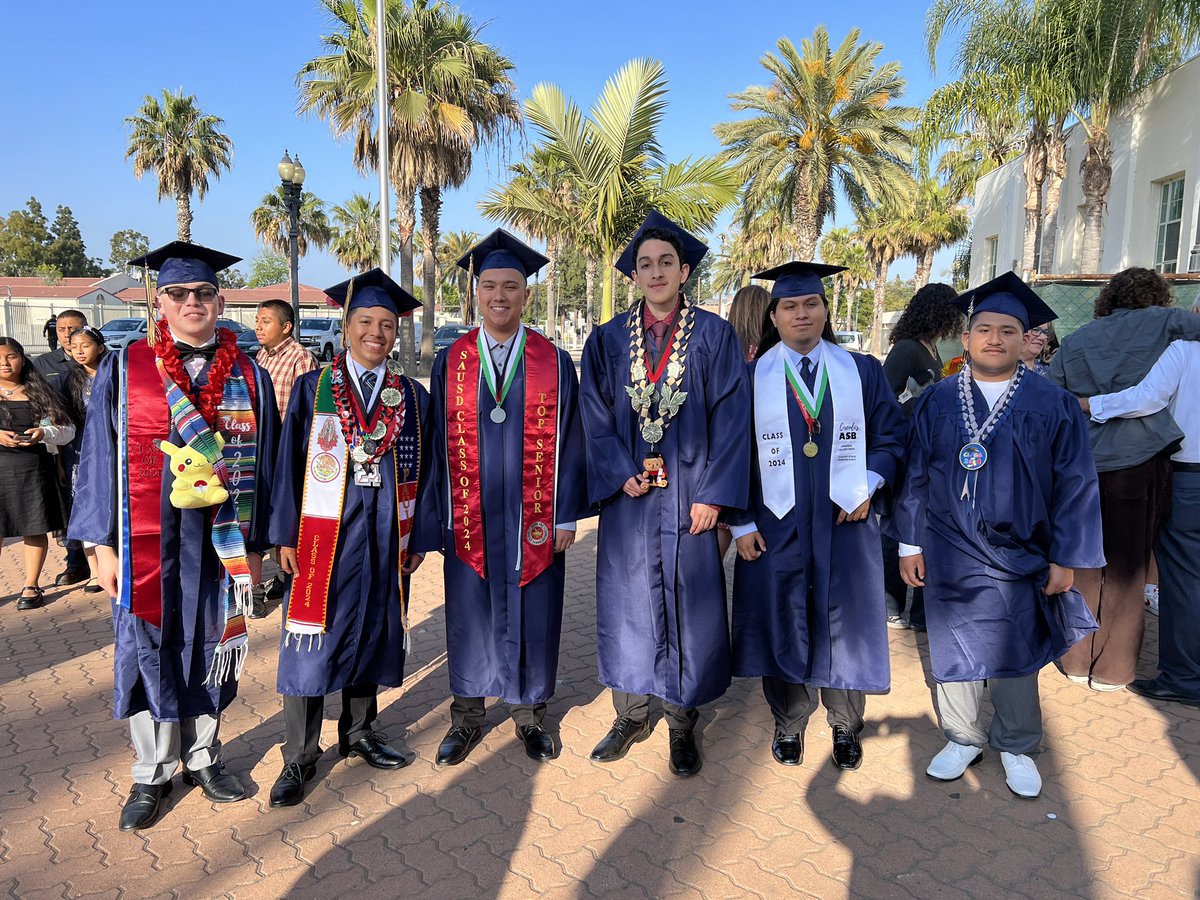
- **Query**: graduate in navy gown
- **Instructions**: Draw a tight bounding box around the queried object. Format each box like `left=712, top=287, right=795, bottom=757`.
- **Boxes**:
left=579, top=212, right=750, bottom=778
left=416, top=230, right=593, bottom=767
left=69, top=242, right=279, bottom=831
left=728, top=262, right=906, bottom=771
left=267, top=269, right=430, bottom=809
left=890, top=273, right=1104, bottom=799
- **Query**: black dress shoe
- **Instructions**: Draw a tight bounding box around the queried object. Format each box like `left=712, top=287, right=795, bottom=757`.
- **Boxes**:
left=54, top=566, right=90, bottom=587
left=832, top=726, right=863, bottom=770
left=269, top=762, right=316, bottom=808
left=119, top=780, right=172, bottom=832
left=16, top=587, right=44, bottom=611
left=436, top=725, right=482, bottom=767
left=1128, top=678, right=1200, bottom=709
left=249, top=594, right=267, bottom=619
left=772, top=732, right=803, bottom=766
left=181, top=764, right=245, bottom=802
left=516, top=724, right=556, bottom=761
left=266, top=574, right=288, bottom=600
left=342, top=732, right=410, bottom=769
left=590, top=716, right=651, bottom=763
left=668, top=728, right=702, bottom=777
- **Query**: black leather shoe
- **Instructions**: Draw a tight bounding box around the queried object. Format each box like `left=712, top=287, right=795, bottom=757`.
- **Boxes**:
left=832, top=726, right=863, bottom=770
left=772, top=732, right=803, bottom=766
left=181, top=764, right=245, bottom=802
left=16, top=587, right=44, bottom=611
left=266, top=575, right=288, bottom=600
left=119, top=780, right=172, bottom=832
left=55, top=566, right=90, bottom=587
left=1128, top=678, right=1200, bottom=709
left=668, top=728, right=701, bottom=777
left=436, top=725, right=482, bottom=767
left=590, top=716, right=651, bottom=763
left=342, top=732, right=411, bottom=769
left=269, top=762, right=316, bottom=808
left=516, top=724, right=556, bottom=761
left=249, top=594, right=267, bottom=619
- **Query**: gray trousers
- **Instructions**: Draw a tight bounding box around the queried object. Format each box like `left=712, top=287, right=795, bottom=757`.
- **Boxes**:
left=1152, top=471, right=1200, bottom=698
left=129, top=711, right=221, bottom=785
left=762, top=677, right=866, bottom=734
left=936, top=674, right=1042, bottom=758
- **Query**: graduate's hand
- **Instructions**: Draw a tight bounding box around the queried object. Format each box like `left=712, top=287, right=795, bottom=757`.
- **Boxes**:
left=622, top=475, right=650, bottom=497
left=836, top=498, right=872, bottom=524
left=248, top=552, right=263, bottom=585
left=1079, top=396, right=1091, bottom=414
left=402, top=552, right=424, bottom=575
left=735, top=531, right=767, bottom=561
left=688, top=503, right=718, bottom=534
left=1044, top=563, right=1074, bottom=596
left=94, top=545, right=118, bottom=597
left=900, top=553, right=925, bottom=587
left=554, top=529, right=575, bottom=553
left=278, top=546, right=298, bottom=576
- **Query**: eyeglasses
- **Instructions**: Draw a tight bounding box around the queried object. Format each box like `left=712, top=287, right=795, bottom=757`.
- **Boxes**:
left=159, top=287, right=219, bottom=303
left=1028, top=327, right=1051, bottom=336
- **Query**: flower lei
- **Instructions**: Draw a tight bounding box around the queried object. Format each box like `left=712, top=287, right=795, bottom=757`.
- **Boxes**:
left=153, top=322, right=240, bottom=428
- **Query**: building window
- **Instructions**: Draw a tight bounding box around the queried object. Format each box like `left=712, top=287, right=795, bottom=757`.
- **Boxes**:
left=1155, top=177, right=1185, bottom=274
left=984, top=236, right=999, bottom=280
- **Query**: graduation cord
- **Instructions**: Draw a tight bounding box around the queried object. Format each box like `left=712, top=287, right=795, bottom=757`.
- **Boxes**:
left=956, top=363, right=1024, bottom=504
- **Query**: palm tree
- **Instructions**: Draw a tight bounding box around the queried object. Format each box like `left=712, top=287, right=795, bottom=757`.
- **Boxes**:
left=125, top=88, right=233, bottom=242
left=714, top=28, right=917, bottom=261
left=436, top=229, right=478, bottom=318
left=250, top=187, right=334, bottom=258
left=899, top=178, right=971, bottom=287
left=818, top=227, right=871, bottom=326
left=330, top=193, right=398, bottom=273
left=857, top=202, right=908, bottom=356
left=523, top=58, right=740, bottom=322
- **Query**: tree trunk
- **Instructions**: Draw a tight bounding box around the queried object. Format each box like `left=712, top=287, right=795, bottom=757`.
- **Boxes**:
left=1021, top=128, right=1048, bottom=280
left=544, top=236, right=557, bottom=342
left=915, top=246, right=934, bottom=288
left=1040, top=127, right=1067, bottom=274
left=585, top=256, right=597, bottom=330
left=626, top=277, right=636, bottom=309
left=870, top=257, right=889, bottom=357
left=830, top=279, right=843, bottom=329
left=395, top=190, right=418, bottom=369
left=176, top=193, right=193, bottom=243
left=418, top=186, right=439, bottom=376
left=1079, top=128, right=1112, bottom=274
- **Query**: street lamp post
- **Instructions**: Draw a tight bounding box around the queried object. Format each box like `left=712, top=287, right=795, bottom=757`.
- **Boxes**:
left=278, top=151, right=307, bottom=327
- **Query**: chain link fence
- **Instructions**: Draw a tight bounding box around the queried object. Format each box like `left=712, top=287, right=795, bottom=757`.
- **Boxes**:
left=1032, top=276, right=1200, bottom=340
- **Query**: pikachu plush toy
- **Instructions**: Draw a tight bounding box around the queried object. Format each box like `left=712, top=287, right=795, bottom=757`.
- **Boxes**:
left=154, top=437, right=230, bottom=509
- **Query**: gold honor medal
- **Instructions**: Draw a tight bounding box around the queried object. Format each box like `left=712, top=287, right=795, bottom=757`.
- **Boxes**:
left=803, top=441, right=819, bottom=458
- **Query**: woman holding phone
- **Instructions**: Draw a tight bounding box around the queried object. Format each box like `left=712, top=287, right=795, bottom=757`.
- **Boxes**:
left=0, top=337, right=76, bottom=609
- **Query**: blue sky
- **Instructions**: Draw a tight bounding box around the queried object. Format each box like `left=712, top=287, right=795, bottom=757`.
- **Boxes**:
left=0, top=0, right=957, bottom=288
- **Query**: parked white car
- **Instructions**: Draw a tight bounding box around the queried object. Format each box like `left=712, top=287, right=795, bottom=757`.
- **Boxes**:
left=298, top=318, right=343, bottom=362
left=99, top=317, right=148, bottom=350
left=835, top=330, right=864, bottom=352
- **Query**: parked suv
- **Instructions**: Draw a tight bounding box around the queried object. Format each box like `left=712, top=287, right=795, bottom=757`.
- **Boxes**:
left=298, top=318, right=343, bottom=361
left=99, top=317, right=148, bottom=350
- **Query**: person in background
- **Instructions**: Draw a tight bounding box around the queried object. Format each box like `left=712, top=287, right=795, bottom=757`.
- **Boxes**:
left=251, top=298, right=317, bottom=618
left=63, top=325, right=109, bottom=594
left=0, top=337, right=76, bottom=610
left=1050, top=267, right=1200, bottom=692
left=1021, top=322, right=1058, bottom=376
left=34, top=309, right=90, bottom=587
left=880, top=283, right=962, bottom=631
left=43, top=315, right=59, bottom=353
left=718, top=283, right=772, bottom=560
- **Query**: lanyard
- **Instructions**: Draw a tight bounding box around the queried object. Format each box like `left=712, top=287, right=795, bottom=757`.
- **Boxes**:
left=478, top=328, right=526, bottom=405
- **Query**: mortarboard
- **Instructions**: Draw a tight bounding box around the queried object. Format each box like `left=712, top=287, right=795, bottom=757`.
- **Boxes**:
left=614, top=211, right=708, bottom=279
left=752, top=261, right=847, bottom=302
left=455, top=229, right=549, bottom=280
left=952, top=271, right=1057, bottom=329
left=129, top=241, right=241, bottom=290
left=324, top=267, right=421, bottom=317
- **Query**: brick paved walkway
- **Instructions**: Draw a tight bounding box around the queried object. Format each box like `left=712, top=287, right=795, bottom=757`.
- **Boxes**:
left=1, top=528, right=1197, bottom=898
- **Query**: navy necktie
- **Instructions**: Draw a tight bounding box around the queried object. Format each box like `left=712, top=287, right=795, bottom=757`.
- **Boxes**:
left=800, top=356, right=816, bottom=393
left=360, top=370, right=378, bottom=403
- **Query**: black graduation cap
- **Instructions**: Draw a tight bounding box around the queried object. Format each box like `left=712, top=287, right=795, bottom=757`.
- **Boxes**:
left=952, top=271, right=1057, bottom=329
left=614, top=211, right=708, bottom=278
left=129, top=241, right=242, bottom=289
left=455, top=229, right=549, bottom=280
left=323, top=267, right=421, bottom=317
left=752, top=261, right=847, bottom=301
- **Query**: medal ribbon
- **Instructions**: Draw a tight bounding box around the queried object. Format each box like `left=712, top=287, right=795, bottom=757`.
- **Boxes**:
left=784, top=357, right=828, bottom=442
left=519, top=333, right=559, bottom=586
left=478, top=327, right=527, bottom=408
left=449, top=331, right=487, bottom=579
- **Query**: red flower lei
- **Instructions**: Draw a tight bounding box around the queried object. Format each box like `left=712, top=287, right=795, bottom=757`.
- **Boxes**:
left=153, top=322, right=240, bottom=427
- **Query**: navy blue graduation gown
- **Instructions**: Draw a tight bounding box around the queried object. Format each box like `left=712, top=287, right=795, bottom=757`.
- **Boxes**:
left=729, top=352, right=906, bottom=690
left=270, top=367, right=431, bottom=697
left=67, top=349, right=279, bottom=721
left=579, top=308, right=751, bottom=708
left=887, top=373, right=1105, bottom=682
left=415, top=338, right=593, bottom=705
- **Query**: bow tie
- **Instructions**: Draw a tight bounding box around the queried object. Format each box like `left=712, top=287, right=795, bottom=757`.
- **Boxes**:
left=175, top=342, right=217, bottom=363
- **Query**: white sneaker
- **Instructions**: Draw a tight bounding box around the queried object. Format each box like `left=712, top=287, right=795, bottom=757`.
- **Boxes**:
left=1065, top=673, right=1090, bottom=685
left=1144, top=584, right=1160, bottom=616
left=926, top=741, right=983, bottom=781
left=1000, top=752, right=1042, bottom=799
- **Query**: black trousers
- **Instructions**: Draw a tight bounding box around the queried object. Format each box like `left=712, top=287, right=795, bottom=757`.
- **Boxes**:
left=612, top=690, right=699, bottom=732
left=882, top=532, right=924, bottom=627
left=281, top=682, right=379, bottom=767
left=762, top=677, right=865, bottom=735
left=450, top=695, right=545, bottom=728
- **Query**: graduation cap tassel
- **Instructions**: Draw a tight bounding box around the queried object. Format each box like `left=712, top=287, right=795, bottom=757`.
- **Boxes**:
left=466, top=254, right=475, bottom=326
left=341, top=277, right=354, bottom=349
left=143, top=264, right=159, bottom=348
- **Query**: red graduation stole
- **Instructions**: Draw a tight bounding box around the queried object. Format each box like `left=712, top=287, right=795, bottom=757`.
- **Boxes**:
left=448, top=328, right=560, bottom=586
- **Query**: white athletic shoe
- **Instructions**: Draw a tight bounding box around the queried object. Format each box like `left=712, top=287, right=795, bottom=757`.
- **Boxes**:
left=926, top=741, right=983, bottom=781
left=1001, top=752, right=1042, bottom=799
left=1144, top=583, right=1160, bottom=616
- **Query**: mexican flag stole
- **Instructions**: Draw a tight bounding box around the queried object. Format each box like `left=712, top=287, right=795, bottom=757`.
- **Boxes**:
left=287, top=362, right=422, bottom=638
left=448, top=328, right=560, bottom=586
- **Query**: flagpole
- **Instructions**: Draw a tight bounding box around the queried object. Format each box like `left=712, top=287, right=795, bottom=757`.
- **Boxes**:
left=376, top=0, right=390, bottom=276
